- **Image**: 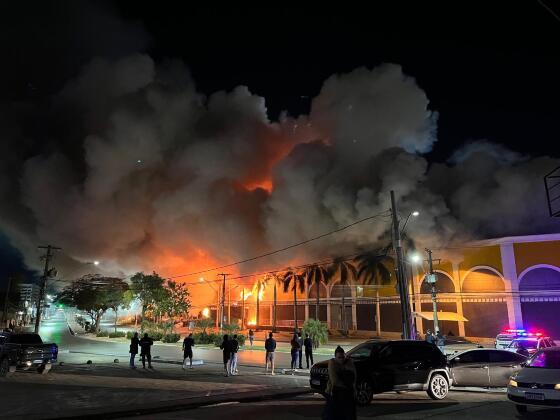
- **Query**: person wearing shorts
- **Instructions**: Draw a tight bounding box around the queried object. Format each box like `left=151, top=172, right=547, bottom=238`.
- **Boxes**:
left=264, top=332, right=276, bottom=375
left=182, top=333, right=195, bottom=369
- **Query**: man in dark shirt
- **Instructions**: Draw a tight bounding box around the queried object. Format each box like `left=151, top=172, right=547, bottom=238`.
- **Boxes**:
left=129, top=332, right=139, bottom=369
left=304, top=333, right=314, bottom=368
left=265, top=332, right=277, bottom=375
left=297, top=331, right=304, bottom=369
left=139, top=333, right=154, bottom=369
left=229, top=334, right=240, bottom=375
left=182, top=333, right=195, bottom=369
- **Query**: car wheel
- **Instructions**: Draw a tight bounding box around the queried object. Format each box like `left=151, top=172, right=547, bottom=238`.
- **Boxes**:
left=427, top=373, right=449, bottom=400
left=0, top=358, right=10, bottom=377
left=515, top=404, right=527, bottom=414
left=356, top=380, right=374, bottom=406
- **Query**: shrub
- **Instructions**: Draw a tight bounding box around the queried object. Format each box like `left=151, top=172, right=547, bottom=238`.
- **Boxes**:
left=194, top=318, right=215, bottom=334
left=212, top=333, right=246, bottom=347
left=222, top=320, right=240, bottom=335
left=96, top=330, right=109, bottom=337
left=108, top=331, right=126, bottom=338
left=193, top=331, right=220, bottom=345
left=126, top=331, right=138, bottom=340
left=146, top=330, right=164, bottom=341
left=302, top=318, right=329, bottom=349
left=162, top=333, right=180, bottom=343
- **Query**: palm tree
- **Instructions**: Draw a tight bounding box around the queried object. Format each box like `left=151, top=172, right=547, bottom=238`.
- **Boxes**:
left=302, top=264, right=330, bottom=321
left=281, top=269, right=306, bottom=330
left=266, top=273, right=282, bottom=333
left=329, top=257, right=357, bottom=333
left=354, top=251, right=393, bottom=287
left=253, top=277, right=268, bottom=328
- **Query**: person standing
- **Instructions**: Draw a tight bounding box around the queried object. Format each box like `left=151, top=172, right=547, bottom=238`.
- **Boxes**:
left=297, top=331, right=304, bottom=369
left=323, top=346, right=357, bottom=420
left=182, top=333, right=195, bottom=369
left=425, top=329, right=434, bottom=344
left=304, top=333, right=314, bottom=369
left=248, top=329, right=254, bottom=348
left=129, top=332, right=139, bottom=369
left=290, top=333, right=300, bottom=372
left=265, top=332, right=277, bottom=375
left=220, top=334, right=231, bottom=376
left=436, top=331, right=445, bottom=354
left=229, top=334, right=240, bottom=375
left=139, top=332, right=154, bottom=369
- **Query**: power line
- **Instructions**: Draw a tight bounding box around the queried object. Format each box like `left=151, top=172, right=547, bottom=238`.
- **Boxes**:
left=167, top=210, right=391, bottom=280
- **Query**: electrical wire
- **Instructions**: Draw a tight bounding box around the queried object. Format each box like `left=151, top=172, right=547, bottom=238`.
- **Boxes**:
left=166, top=210, right=390, bottom=280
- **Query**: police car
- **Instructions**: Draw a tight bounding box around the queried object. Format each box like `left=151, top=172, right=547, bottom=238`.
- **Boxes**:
left=506, top=334, right=556, bottom=358
left=496, top=329, right=528, bottom=350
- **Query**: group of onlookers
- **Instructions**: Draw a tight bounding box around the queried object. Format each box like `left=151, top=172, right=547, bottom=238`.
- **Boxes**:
left=289, top=331, right=314, bottom=372
left=219, top=333, right=241, bottom=376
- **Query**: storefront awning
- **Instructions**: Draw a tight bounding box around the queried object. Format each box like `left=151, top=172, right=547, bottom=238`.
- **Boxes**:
left=414, top=311, right=469, bottom=322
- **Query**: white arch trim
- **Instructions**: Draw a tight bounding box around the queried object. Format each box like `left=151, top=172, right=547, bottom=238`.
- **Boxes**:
left=518, top=264, right=560, bottom=283
left=461, top=265, right=505, bottom=289
left=420, top=269, right=457, bottom=292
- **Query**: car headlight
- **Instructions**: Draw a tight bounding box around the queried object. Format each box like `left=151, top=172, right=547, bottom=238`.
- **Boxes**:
left=509, top=379, right=518, bottom=387
left=554, top=384, right=560, bottom=390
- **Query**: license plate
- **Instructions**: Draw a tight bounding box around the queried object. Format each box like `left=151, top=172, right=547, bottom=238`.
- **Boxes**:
left=33, top=360, right=43, bottom=364
left=311, top=379, right=321, bottom=386
left=525, top=392, right=545, bottom=401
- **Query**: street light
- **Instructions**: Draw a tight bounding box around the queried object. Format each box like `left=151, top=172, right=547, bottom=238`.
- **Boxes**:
left=401, top=210, right=420, bottom=235
left=409, top=253, right=422, bottom=264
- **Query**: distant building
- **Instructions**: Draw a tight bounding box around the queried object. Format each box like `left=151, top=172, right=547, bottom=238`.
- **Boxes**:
left=18, top=283, right=40, bottom=323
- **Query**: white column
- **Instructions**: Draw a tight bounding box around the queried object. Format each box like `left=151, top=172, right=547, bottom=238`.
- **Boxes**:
left=376, top=290, right=381, bottom=337
left=501, top=243, right=523, bottom=328
left=352, top=286, right=358, bottom=330
left=326, top=286, right=332, bottom=328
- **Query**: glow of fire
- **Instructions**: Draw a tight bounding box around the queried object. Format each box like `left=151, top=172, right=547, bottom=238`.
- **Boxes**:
left=247, top=319, right=256, bottom=326
left=240, top=289, right=253, bottom=301
left=202, top=308, right=210, bottom=318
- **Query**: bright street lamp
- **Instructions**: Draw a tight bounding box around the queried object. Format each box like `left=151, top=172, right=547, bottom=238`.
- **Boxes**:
left=409, top=253, right=422, bottom=264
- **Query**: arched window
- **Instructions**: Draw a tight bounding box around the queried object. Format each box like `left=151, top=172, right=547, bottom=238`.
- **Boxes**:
left=462, top=268, right=505, bottom=292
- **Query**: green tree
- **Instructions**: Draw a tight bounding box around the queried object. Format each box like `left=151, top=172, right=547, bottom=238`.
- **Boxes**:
left=330, top=257, right=357, bottom=334
left=195, top=318, right=214, bottom=334
left=130, top=272, right=165, bottom=321
left=302, top=264, right=330, bottom=321
left=302, top=318, right=329, bottom=349
left=165, top=280, right=191, bottom=319
left=280, top=268, right=305, bottom=330
left=354, top=251, right=393, bottom=286
left=57, top=275, right=128, bottom=332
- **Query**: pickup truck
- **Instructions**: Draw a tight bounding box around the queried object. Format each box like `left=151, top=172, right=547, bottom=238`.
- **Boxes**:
left=0, top=331, right=58, bottom=376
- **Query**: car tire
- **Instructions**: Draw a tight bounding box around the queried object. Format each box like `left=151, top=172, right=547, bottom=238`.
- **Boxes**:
left=356, top=380, right=374, bottom=406
left=0, top=358, right=10, bottom=377
left=515, top=404, right=527, bottom=414
left=427, top=373, right=449, bottom=400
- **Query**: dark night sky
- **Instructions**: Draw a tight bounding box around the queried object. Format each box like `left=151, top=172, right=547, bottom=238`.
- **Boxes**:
left=1, top=1, right=560, bottom=282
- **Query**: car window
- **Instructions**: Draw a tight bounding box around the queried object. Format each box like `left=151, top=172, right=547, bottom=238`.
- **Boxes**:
left=347, top=343, right=379, bottom=360
left=489, top=350, right=524, bottom=363
left=527, top=350, right=560, bottom=369
left=380, top=344, right=431, bottom=364
left=509, top=339, right=538, bottom=349
left=7, top=334, right=43, bottom=344
left=455, top=350, right=489, bottom=364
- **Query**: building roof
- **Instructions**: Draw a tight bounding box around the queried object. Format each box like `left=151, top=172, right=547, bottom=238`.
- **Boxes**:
left=470, top=233, right=560, bottom=247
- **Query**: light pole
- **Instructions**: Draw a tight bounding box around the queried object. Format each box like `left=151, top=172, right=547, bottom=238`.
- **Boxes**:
left=425, top=249, right=440, bottom=334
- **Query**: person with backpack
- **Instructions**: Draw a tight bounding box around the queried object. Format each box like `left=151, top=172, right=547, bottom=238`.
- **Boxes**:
left=219, top=334, right=231, bottom=376
left=304, top=333, right=314, bottom=369
left=182, top=333, right=195, bottom=369
left=264, top=332, right=277, bottom=375
left=229, top=334, right=240, bottom=375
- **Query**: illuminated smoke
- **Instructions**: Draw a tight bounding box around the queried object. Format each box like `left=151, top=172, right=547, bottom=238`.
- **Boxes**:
left=0, top=55, right=558, bottom=302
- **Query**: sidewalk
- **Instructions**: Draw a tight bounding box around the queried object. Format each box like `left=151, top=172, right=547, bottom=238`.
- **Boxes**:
left=0, top=359, right=311, bottom=419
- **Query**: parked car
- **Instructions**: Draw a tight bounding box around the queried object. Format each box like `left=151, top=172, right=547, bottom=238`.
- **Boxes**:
left=508, top=347, right=560, bottom=414
left=448, top=348, right=527, bottom=387
left=442, top=336, right=484, bottom=355
left=506, top=336, right=556, bottom=357
left=0, top=332, right=58, bottom=377
left=310, top=340, right=451, bottom=405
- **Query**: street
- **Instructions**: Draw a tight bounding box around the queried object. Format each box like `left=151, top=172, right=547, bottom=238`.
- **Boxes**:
left=1, top=313, right=558, bottom=419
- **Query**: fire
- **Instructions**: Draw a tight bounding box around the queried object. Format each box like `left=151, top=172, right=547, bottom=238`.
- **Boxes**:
left=202, top=308, right=210, bottom=318
left=240, top=289, right=253, bottom=301
left=247, top=319, right=256, bottom=326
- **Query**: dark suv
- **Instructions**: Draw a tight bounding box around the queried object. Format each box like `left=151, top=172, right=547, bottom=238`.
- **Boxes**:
left=310, top=340, right=451, bottom=405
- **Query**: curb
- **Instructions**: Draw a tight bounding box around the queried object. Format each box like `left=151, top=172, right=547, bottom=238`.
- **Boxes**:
left=47, top=387, right=313, bottom=419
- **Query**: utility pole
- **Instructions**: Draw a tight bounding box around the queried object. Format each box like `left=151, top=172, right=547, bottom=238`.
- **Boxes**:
left=241, top=288, right=245, bottom=329
left=218, top=273, right=230, bottom=330
left=390, top=191, right=413, bottom=339
left=426, top=248, right=440, bottom=334
left=35, top=245, right=61, bottom=333
left=2, top=276, right=12, bottom=325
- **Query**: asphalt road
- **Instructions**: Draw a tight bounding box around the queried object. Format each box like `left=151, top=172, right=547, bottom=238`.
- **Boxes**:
left=39, top=311, right=330, bottom=369
left=124, top=391, right=559, bottom=420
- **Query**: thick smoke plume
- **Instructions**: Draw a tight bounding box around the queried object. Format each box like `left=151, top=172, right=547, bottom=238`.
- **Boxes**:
left=1, top=55, right=558, bottom=294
